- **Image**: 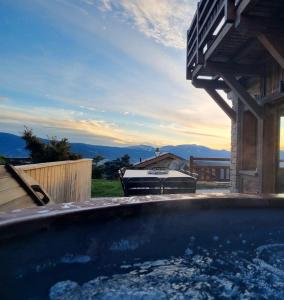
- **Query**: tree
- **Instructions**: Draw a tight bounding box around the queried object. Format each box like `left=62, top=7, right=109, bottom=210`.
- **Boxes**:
left=22, top=128, right=81, bottom=163
left=92, top=155, right=105, bottom=179
left=104, top=154, right=132, bottom=180
left=0, top=156, right=7, bottom=165
left=93, top=155, right=104, bottom=165
left=120, top=154, right=131, bottom=167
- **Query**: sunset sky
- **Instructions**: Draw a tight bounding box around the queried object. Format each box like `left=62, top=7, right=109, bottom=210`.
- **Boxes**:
left=0, top=0, right=231, bottom=149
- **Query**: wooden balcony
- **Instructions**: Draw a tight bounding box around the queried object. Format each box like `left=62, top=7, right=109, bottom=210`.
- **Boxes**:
left=187, top=0, right=284, bottom=84
left=187, top=0, right=284, bottom=121
left=187, top=0, right=234, bottom=80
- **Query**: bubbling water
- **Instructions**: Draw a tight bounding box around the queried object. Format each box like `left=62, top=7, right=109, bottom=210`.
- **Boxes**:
left=49, top=243, right=284, bottom=300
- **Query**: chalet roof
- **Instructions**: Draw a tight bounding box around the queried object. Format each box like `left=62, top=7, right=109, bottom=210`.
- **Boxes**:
left=133, top=153, right=185, bottom=168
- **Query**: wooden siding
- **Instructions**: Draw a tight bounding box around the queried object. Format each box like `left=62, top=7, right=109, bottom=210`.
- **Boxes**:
left=16, top=159, right=92, bottom=203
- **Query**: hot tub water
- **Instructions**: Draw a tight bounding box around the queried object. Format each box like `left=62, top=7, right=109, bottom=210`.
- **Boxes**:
left=2, top=207, right=284, bottom=299
left=49, top=243, right=284, bottom=300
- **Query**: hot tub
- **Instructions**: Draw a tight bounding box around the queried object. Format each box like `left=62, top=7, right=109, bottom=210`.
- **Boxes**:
left=1, top=194, right=284, bottom=299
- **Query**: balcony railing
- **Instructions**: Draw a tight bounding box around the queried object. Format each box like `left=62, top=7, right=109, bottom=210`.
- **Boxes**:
left=189, top=156, right=231, bottom=182
left=187, top=0, right=239, bottom=79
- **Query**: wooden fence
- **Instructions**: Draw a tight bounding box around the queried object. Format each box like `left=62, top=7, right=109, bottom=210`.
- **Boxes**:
left=190, top=156, right=231, bottom=182
left=16, top=159, right=92, bottom=203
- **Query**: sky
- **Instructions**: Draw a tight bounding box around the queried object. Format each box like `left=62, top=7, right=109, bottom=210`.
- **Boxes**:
left=0, top=0, right=231, bottom=149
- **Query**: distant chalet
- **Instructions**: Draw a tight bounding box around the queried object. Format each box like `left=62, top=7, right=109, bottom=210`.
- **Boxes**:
left=133, top=153, right=185, bottom=170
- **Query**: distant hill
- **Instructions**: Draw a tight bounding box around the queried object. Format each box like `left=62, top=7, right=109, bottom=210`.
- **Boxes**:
left=0, top=132, right=28, bottom=158
left=0, top=132, right=232, bottom=163
left=70, top=143, right=155, bottom=162
left=160, top=144, right=230, bottom=159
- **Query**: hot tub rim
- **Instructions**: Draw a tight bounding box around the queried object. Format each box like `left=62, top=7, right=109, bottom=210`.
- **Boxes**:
left=1, top=193, right=284, bottom=232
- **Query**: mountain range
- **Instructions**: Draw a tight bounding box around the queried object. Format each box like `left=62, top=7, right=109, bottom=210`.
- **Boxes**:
left=0, top=132, right=231, bottom=163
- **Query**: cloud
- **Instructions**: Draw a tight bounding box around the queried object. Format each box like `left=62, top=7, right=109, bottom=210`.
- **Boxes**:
left=0, top=52, right=230, bottom=148
left=98, top=0, right=196, bottom=49
left=0, top=106, right=126, bottom=143
left=98, top=0, right=112, bottom=11
left=0, top=0, right=230, bottom=149
left=0, top=105, right=177, bottom=146
left=0, top=96, right=8, bottom=101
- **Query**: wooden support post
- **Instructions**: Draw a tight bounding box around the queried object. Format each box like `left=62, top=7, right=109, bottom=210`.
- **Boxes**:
left=258, top=33, right=284, bottom=69
left=256, top=118, right=264, bottom=193
left=205, top=88, right=236, bottom=121
left=260, top=108, right=278, bottom=193
left=220, top=72, right=263, bottom=120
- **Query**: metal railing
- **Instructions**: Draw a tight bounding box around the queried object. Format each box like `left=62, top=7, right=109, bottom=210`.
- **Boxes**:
left=187, top=0, right=237, bottom=79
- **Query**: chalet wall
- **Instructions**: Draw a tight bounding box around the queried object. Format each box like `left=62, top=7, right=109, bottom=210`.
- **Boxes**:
left=230, top=89, right=281, bottom=194
left=16, top=159, right=92, bottom=203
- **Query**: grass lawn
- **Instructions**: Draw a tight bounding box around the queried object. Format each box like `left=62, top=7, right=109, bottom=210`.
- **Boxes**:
left=91, top=179, right=124, bottom=198
left=91, top=179, right=230, bottom=198
left=197, top=181, right=230, bottom=190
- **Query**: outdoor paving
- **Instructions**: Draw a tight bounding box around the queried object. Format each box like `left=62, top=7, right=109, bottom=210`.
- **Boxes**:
left=197, top=188, right=230, bottom=194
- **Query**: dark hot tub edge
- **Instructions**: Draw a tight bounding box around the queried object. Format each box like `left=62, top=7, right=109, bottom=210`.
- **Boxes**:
left=1, top=193, right=284, bottom=230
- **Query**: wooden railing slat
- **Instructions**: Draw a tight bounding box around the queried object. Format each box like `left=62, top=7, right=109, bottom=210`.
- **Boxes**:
left=187, top=0, right=239, bottom=77
left=15, top=159, right=92, bottom=203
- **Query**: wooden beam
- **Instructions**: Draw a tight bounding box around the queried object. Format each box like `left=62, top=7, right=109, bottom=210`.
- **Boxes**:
left=230, top=38, right=255, bottom=63
left=236, top=16, right=284, bottom=35
left=220, top=72, right=263, bottom=119
left=192, top=78, right=229, bottom=91
left=235, top=0, right=259, bottom=26
left=258, top=33, right=284, bottom=69
left=205, top=88, right=236, bottom=121
left=206, top=62, right=265, bottom=77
